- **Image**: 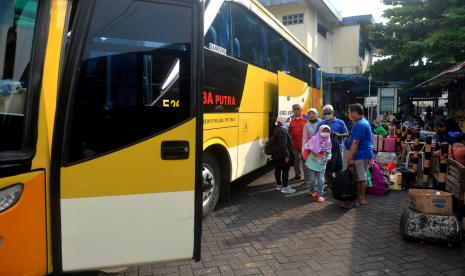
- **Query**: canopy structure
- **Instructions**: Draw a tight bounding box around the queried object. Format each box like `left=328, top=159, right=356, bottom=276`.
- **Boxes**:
left=404, top=61, right=465, bottom=98
left=322, top=72, right=401, bottom=97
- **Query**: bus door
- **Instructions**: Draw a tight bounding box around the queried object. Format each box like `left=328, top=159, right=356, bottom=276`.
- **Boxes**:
left=277, top=71, right=311, bottom=116
left=52, top=0, right=203, bottom=272
left=0, top=1, right=51, bottom=275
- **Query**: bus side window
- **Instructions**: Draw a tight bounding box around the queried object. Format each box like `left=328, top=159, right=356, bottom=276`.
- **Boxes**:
left=288, top=45, right=302, bottom=80
left=231, top=4, right=265, bottom=68
left=204, top=2, right=231, bottom=55
left=303, top=58, right=314, bottom=86
left=266, top=29, right=285, bottom=73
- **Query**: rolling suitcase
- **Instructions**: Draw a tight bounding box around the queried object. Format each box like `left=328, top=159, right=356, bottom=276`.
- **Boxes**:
left=373, top=134, right=384, bottom=152
left=384, top=137, right=397, bottom=152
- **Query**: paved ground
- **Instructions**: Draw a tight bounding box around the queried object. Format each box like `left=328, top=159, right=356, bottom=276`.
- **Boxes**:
left=121, top=167, right=465, bottom=276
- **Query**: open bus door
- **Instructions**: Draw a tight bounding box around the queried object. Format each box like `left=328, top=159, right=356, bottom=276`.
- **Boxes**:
left=50, top=0, right=203, bottom=272
left=0, top=1, right=51, bottom=275
left=277, top=71, right=312, bottom=117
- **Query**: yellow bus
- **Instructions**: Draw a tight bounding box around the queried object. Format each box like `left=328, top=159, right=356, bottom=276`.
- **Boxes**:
left=201, top=0, right=322, bottom=215
left=0, top=0, right=203, bottom=274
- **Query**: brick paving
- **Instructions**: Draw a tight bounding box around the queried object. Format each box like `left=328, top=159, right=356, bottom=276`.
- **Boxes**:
left=121, top=168, right=465, bottom=276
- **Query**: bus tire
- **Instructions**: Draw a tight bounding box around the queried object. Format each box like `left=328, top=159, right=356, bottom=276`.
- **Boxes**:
left=202, top=152, right=221, bottom=217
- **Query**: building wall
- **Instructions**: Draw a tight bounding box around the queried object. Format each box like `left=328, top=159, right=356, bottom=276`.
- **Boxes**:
left=264, top=1, right=372, bottom=74
left=331, top=25, right=360, bottom=74
left=266, top=3, right=308, bottom=48
left=266, top=3, right=333, bottom=72
left=313, top=16, right=331, bottom=72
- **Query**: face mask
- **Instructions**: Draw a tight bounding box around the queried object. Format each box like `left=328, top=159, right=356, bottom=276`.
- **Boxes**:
left=325, top=114, right=334, bottom=120
left=320, top=132, right=330, bottom=138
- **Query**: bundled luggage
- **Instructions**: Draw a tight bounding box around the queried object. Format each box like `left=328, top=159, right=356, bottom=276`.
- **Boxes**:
left=375, top=152, right=397, bottom=165
left=367, top=160, right=390, bottom=196
left=400, top=206, right=461, bottom=247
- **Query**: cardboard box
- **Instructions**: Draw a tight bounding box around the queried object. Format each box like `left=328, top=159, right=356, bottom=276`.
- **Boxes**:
left=408, top=189, right=452, bottom=216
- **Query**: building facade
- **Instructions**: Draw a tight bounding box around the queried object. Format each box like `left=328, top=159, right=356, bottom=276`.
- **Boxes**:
left=259, top=0, right=373, bottom=75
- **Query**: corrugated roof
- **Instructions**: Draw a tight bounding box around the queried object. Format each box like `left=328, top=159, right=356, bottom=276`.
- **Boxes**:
left=403, top=61, right=465, bottom=98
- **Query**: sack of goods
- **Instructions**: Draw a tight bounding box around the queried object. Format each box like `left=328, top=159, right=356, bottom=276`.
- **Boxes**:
left=400, top=206, right=461, bottom=247
left=375, top=152, right=397, bottom=165
left=367, top=160, right=390, bottom=196
left=328, top=169, right=357, bottom=202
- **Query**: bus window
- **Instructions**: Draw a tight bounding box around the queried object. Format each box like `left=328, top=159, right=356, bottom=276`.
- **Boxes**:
left=0, top=0, right=38, bottom=152
left=231, top=4, right=266, bottom=68
left=288, top=46, right=302, bottom=80
left=266, top=28, right=287, bottom=73
left=205, top=2, right=231, bottom=56
left=302, top=58, right=313, bottom=86
left=65, top=0, right=192, bottom=163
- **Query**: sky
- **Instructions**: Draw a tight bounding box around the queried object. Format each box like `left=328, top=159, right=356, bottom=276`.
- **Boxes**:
left=331, top=0, right=392, bottom=23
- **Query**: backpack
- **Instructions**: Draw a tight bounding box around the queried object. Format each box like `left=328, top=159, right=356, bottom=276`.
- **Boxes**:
left=264, top=137, right=278, bottom=155
left=329, top=168, right=357, bottom=201
left=367, top=160, right=389, bottom=196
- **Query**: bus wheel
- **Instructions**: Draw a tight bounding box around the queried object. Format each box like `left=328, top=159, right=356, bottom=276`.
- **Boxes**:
left=202, top=152, right=221, bottom=217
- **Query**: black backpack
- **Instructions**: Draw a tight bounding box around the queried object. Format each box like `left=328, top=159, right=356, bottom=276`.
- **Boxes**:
left=329, top=168, right=357, bottom=201
left=264, top=137, right=278, bottom=155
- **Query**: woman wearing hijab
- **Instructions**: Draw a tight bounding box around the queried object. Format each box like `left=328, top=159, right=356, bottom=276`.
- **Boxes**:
left=303, top=125, right=332, bottom=203
left=301, top=108, right=321, bottom=187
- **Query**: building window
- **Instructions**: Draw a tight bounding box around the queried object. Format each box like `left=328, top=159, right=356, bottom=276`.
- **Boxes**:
left=283, top=14, right=303, bottom=26
left=317, top=23, right=327, bottom=38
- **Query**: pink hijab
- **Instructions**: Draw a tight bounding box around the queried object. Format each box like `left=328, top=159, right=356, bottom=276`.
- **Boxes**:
left=308, top=125, right=332, bottom=153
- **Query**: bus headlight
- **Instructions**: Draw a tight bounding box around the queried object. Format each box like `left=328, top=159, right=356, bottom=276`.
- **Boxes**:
left=0, top=184, right=23, bottom=213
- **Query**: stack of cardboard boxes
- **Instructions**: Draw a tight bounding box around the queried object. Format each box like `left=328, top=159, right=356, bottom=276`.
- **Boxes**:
left=401, top=189, right=462, bottom=246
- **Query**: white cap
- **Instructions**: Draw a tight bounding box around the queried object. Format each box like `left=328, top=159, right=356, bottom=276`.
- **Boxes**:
left=275, top=116, right=288, bottom=126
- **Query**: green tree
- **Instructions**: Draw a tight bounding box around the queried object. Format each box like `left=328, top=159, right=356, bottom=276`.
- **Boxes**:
left=367, top=0, right=465, bottom=87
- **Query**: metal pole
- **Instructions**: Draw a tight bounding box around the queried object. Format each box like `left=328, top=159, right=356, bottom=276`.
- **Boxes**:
left=368, top=74, right=371, bottom=122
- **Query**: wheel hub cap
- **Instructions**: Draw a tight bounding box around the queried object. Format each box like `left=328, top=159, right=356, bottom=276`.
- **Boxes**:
left=202, top=166, right=215, bottom=207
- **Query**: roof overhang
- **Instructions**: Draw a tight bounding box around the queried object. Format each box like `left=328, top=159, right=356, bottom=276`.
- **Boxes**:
left=404, top=61, right=465, bottom=98
left=306, top=0, right=342, bottom=25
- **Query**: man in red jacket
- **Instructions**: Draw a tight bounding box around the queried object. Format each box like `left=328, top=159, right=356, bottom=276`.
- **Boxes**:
left=289, top=104, right=307, bottom=180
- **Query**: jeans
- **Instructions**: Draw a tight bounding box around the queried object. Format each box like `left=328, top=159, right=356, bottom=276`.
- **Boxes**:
left=309, top=169, right=325, bottom=196
left=292, top=149, right=305, bottom=177
left=274, top=158, right=290, bottom=187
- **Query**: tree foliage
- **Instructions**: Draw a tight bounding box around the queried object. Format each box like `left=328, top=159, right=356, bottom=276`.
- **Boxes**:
left=367, top=0, right=465, bottom=87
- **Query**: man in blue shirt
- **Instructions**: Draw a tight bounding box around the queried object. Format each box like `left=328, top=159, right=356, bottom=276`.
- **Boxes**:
left=345, top=103, right=373, bottom=209
left=317, top=105, right=349, bottom=158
